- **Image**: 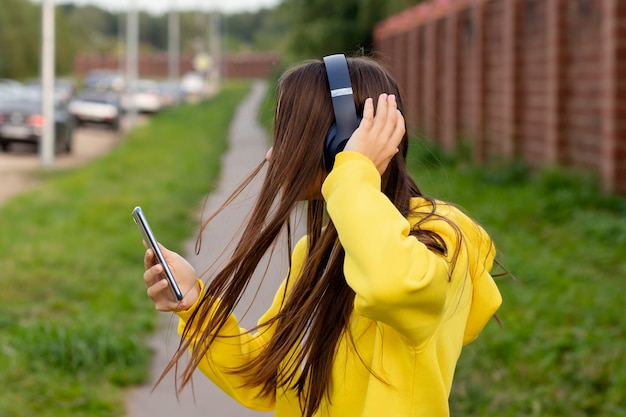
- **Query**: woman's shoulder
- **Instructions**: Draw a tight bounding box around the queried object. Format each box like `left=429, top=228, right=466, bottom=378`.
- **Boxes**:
left=408, top=197, right=492, bottom=245
left=409, top=196, right=469, bottom=222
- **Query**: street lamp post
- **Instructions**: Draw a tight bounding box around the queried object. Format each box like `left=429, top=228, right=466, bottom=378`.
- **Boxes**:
left=209, top=11, right=221, bottom=88
left=40, top=0, right=55, bottom=167
left=168, top=1, right=180, bottom=80
left=126, top=0, right=139, bottom=130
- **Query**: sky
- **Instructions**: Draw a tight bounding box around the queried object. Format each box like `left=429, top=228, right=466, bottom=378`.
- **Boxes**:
left=57, top=0, right=281, bottom=14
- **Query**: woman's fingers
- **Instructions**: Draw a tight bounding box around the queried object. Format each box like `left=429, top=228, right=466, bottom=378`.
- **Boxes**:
left=378, top=95, right=398, bottom=143
left=144, top=247, right=155, bottom=269
left=144, top=264, right=180, bottom=310
left=143, top=262, right=163, bottom=287
left=360, top=97, right=374, bottom=129
left=393, top=109, right=406, bottom=147
left=374, top=93, right=389, bottom=125
left=343, top=92, right=406, bottom=175
left=146, top=277, right=169, bottom=299
left=141, top=241, right=201, bottom=311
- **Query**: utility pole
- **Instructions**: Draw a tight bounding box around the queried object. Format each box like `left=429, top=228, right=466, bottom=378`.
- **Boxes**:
left=126, top=1, right=139, bottom=130
left=168, top=1, right=180, bottom=80
left=118, top=13, right=125, bottom=73
left=209, top=11, right=221, bottom=89
left=40, top=0, right=55, bottom=167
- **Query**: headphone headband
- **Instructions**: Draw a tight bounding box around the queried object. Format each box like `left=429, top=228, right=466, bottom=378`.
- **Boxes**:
left=323, top=54, right=359, bottom=171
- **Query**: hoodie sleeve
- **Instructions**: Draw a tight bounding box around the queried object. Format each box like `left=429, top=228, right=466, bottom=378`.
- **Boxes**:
left=173, top=237, right=310, bottom=411
left=322, top=152, right=502, bottom=348
left=460, top=219, right=502, bottom=345
left=322, top=152, right=452, bottom=347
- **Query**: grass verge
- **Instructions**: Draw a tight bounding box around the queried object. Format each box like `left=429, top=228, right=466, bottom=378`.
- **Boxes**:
left=0, top=81, right=250, bottom=416
left=408, top=141, right=626, bottom=416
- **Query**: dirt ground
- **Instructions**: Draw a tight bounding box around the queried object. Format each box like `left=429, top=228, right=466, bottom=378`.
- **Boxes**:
left=0, top=116, right=143, bottom=206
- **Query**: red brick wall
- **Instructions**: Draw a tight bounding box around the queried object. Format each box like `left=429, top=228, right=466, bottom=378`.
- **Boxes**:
left=565, top=0, right=603, bottom=171
left=374, top=0, right=626, bottom=194
left=73, top=52, right=281, bottom=80
left=484, top=0, right=507, bottom=160
left=518, top=0, right=549, bottom=165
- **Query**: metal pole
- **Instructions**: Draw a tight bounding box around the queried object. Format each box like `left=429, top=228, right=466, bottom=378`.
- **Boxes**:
left=209, top=11, right=221, bottom=88
left=40, top=0, right=55, bottom=167
left=168, top=2, right=180, bottom=80
left=126, top=1, right=139, bottom=130
left=222, top=12, right=228, bottom=80
left=118, top=12, right=124, bottom=72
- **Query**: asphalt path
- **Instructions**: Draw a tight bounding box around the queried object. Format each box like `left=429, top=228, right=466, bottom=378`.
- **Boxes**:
left=125, top=81, right=301, bottom=417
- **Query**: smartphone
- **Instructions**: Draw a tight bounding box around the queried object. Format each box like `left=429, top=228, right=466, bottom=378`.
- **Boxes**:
left=132, top=206, right=184, bottom=301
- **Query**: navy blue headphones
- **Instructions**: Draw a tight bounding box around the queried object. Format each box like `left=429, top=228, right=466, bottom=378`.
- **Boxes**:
left=323, top=54, right=361, bottom=172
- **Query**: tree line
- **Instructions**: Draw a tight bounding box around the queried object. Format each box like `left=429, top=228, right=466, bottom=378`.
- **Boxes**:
left=280, top=0, right=425, bottom=59
left=0, top=0, right=423, bottom=80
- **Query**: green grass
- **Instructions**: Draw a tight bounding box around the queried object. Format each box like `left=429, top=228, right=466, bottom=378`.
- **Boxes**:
left=407, top=141, right=626, bottom=416
left=0, top=81, right=251, bottom=417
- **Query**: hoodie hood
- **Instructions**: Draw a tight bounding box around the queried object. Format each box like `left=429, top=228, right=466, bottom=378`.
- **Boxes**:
left=462, top=228, right=502, bottom=345
left=409, top=198, right=503, bottom=345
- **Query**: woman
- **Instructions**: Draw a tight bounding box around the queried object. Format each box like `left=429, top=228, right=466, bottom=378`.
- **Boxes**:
left=142, top=55, right=502, bottom=417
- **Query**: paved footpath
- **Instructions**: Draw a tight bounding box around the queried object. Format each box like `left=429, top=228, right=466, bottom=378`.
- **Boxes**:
left=125, top=81, right=294, bottom=417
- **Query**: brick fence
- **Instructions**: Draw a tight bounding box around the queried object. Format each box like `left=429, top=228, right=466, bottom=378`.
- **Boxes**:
left=374, top=0, right=626, bottom=194
left=73, top=52, right=281, bottom=80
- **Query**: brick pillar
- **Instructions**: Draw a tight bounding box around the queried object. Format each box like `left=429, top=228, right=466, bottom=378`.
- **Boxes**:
left=406, top=27, right=421, bottom=135
left=441, top=10, right=459, bottom=152
left=470, top=1, right=487, bottom=162
left=392, top=33, right=408, bottom=93
left=600, top=0, right=626, bottom=194
left=423, top=19, right=438, bottom=140
left=545, top=0, right=568, bottom=164
left=501, top=0, right=518, bottom=158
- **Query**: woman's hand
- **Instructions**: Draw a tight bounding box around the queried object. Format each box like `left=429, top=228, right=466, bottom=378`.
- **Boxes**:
left=343, top=93, right=406, bottom=175
left=143, top=243, right=201, bottom=312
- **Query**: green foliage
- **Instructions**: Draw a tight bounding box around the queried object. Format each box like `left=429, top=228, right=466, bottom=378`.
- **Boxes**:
left=59, top=4, right=121, bottom=54
left=281, top=0, right=425, bottom=58
left=0, top=0, right=41, bottom=79
left=408, top=139, right=626, bottom=416
left=0, top=82, right=250, bottom=416
left=0, top=0, right=77, bottom=78
left=225, top=8, right=289, bottom=53
left=58, top=5, right=287, bottom=57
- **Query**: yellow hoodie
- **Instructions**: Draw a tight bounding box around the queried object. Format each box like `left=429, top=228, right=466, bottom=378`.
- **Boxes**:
left=176, top=151, right=502, bottom=416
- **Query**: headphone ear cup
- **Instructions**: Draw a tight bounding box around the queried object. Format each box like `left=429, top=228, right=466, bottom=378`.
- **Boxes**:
left=324, top=116, right=362, bottom=172
left=324, top=123, right=339, bottom=172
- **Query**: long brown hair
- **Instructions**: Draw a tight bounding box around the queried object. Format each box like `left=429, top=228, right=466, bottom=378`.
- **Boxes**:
left=162, top=56, right=448, bottom=417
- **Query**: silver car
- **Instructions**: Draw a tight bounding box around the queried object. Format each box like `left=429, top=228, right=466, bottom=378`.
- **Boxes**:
left=68, top=90, right=122, bottom=131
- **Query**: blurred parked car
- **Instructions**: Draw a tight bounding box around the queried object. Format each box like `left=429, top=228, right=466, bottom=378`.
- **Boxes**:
left=24, top=78, right=77, bottom=104
left=0, top=79, right=23, bottom=98
left=0, top=85, right=74, bottom=153
left=84, top=70, right=125, bottom=93
left=122, top=79, right=162, bottom=113
left=180, top=72, right=205, bottom=100
left=158, top=80, right=184, bottom=108
left=68, top=90, right=122, bottom=131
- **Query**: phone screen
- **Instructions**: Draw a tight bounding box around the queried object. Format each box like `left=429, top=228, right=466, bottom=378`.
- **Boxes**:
left=132, top=206, right=184, bottom=301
